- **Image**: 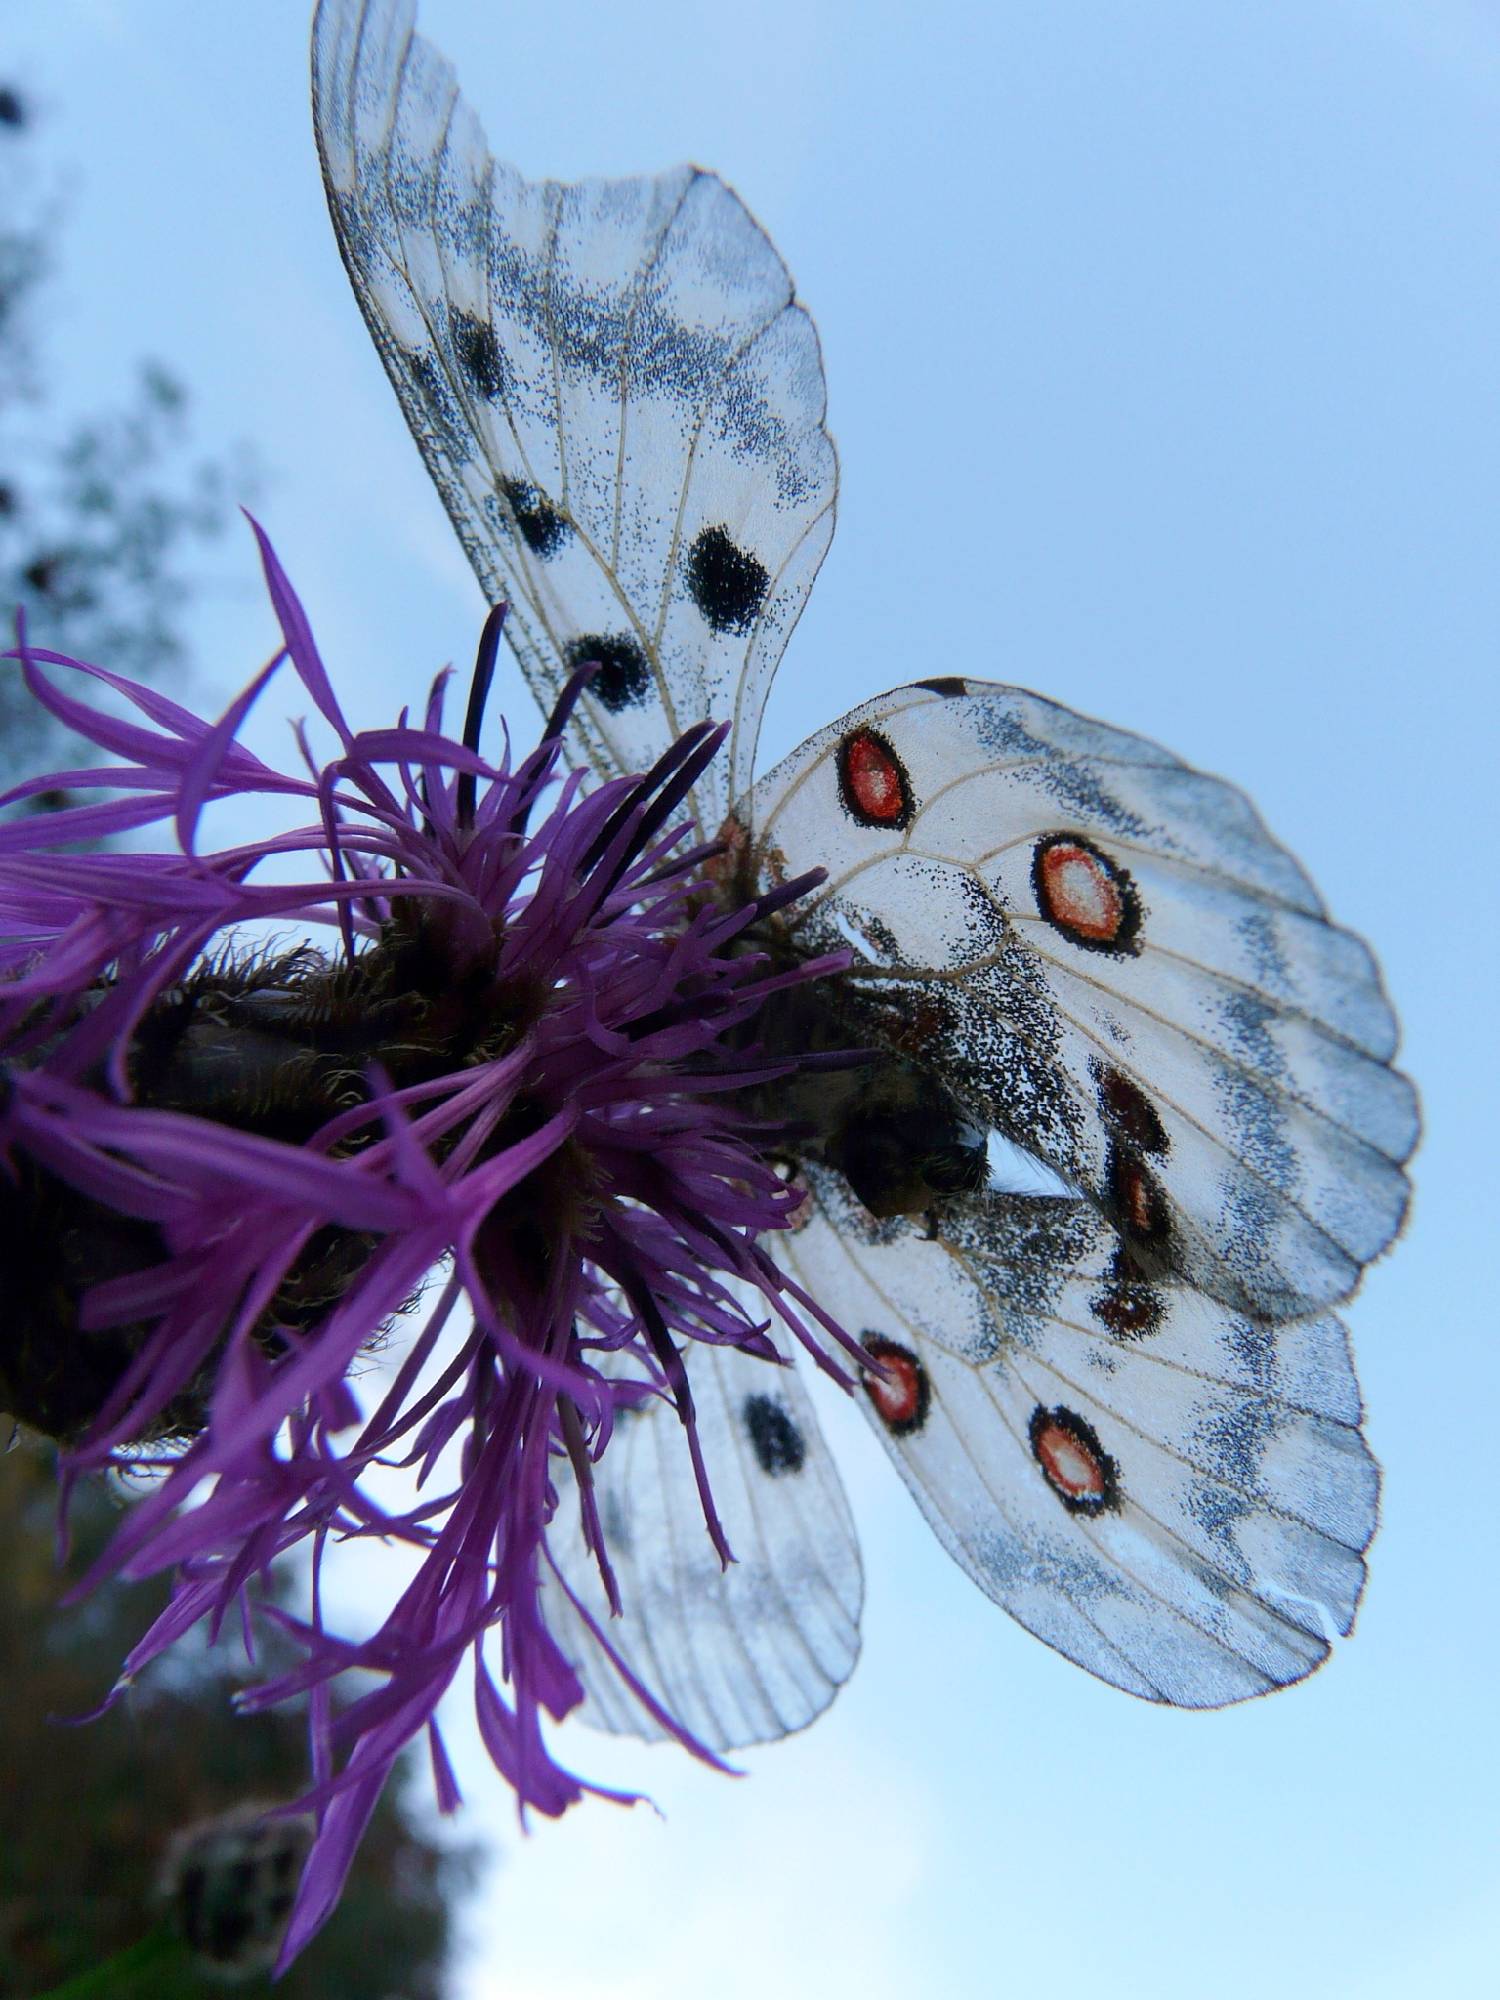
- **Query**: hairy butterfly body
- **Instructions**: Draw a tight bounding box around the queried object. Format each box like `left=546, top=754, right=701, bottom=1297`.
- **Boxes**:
left=314, top=0, right=1415, bottom=1740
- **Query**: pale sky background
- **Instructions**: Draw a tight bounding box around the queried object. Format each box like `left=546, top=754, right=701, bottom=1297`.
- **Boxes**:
left=6, top=2, right=1499, bottom=1996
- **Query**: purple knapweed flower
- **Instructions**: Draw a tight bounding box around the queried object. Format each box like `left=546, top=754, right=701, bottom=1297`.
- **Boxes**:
left=0, top=521, right=856, bottom=1966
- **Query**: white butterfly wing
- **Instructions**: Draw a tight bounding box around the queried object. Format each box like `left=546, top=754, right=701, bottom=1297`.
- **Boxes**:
left=312, top=0, right=837, bottom=825
left=747, top=679, right=1417, bottom=1324
left=312, top=2, right=1410, bottom=1719
left=738, top=679, right=1411, bottom=1701
left=781, top=1165, right=1376, bottom=1704
left=541, top=1336, right=862, bottom=1751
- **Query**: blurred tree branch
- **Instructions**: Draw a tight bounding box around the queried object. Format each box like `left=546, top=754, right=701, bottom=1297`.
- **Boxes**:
left=0, top=80, right=251, bottom=778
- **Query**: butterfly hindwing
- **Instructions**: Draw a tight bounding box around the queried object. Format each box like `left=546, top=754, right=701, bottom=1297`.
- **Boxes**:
left=746, top=680, right=1418, bottom=1324
left=541, top=1334, right=862, bottom=1751
left=312, top=0, right=837, bottom=827
left=781, top=1162, right=1377, bottom=1705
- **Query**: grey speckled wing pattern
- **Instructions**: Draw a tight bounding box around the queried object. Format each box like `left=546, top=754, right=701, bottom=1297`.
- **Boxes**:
left=745, top=680, right=1415, bottom=1700
left=312, top=0, right=836, bottom=835
left=781, top=1163, right=1377, bottom=1703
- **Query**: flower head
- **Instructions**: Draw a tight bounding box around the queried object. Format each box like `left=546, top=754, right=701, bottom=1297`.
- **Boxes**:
left=158, top=1802, right=316, bottom=1979
left=0, top=522, right=854, bottom=1965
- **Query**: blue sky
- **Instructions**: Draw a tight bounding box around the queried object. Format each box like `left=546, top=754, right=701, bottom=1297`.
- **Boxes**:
left=7, top=2, right=1498, bottom=1995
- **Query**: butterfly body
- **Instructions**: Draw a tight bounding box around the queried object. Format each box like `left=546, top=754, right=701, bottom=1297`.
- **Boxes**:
left=312, top=0, right=1416, bottom=1740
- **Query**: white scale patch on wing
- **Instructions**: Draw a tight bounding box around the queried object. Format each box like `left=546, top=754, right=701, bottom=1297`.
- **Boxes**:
left=748, top=681, right=1419, bottom=1325
left=540, top=1335, right=862, bottom=1752
left=312, top=0, right=837, bottom=831
left=783, top=1162, right=1378, bottom=1705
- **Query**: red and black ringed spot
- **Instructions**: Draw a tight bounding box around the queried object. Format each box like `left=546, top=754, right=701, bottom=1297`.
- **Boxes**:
left=1106, top=1143, right=1172, bottom=1249
left=861, top=1333, right=930, bottom=1436
left=1032, top=833, right=1142, bottom=955
left=1028, top=1405, right=1120, bottom=1515
left=1090, top=1280, right=1166, bottom=1341
left=1092, top=1059, right=1169, bottom=1157
left=838, top=728, right=914, bottom=830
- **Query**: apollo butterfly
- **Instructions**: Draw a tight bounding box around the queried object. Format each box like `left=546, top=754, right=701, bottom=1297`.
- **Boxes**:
left=312, top=0, right=1416, bottom=1736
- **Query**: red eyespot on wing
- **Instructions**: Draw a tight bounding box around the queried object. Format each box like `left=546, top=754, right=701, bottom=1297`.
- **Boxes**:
left=838, top=728, right=914, bottom=830
left=1033, top=834, right=1141, bottom=953
left=1090, top=1280, right=1166, bottom=1340
left=1029, top=1405, right=1119, bottom=1514
left=1107, top=1146, right=1171, bottom=1248
left=861, top=1334, right=930, bottom=1436
left=1092, top=1060, right=1169, bottom=1157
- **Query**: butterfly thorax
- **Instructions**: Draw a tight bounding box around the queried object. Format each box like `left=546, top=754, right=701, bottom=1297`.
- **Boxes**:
left=723, top=948, right=987, bottom=1220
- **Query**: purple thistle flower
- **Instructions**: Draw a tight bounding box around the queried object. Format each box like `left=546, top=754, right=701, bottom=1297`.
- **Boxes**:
left=0, top=521, right=856, bottom=1967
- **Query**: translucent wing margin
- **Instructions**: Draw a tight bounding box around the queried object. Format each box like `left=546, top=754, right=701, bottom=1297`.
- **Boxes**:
left=312, top=0, right=837, bottom=825
left=541, top=1337, right=862, bottom=1751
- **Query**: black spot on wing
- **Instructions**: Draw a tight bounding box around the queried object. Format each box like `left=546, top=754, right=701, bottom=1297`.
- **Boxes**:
left=600, top=1488, right=633, bottom=1554
left=915, top=676, right=969, bottom=698
left=452, top=310, right=505, bottom=401
left=566, top=634, right=652, bottom=712
left=686, top=525, right=770, bottom=635
left=402, top=349, right=473, bottom=465
left=500, top=477, right=571, bottom=558
left=742, top=1393, right=806, bottom=1476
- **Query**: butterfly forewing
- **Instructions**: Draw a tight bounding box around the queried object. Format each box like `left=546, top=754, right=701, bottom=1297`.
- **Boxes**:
left=312, top=0, right=837, bottom=829
left=746, top=680, right=1418, bottom=1324
left=541, top=1335, right=862, bottom=1751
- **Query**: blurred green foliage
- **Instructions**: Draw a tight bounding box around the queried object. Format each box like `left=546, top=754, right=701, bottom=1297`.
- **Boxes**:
left=0, top=1443, right=477, bottom=1998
